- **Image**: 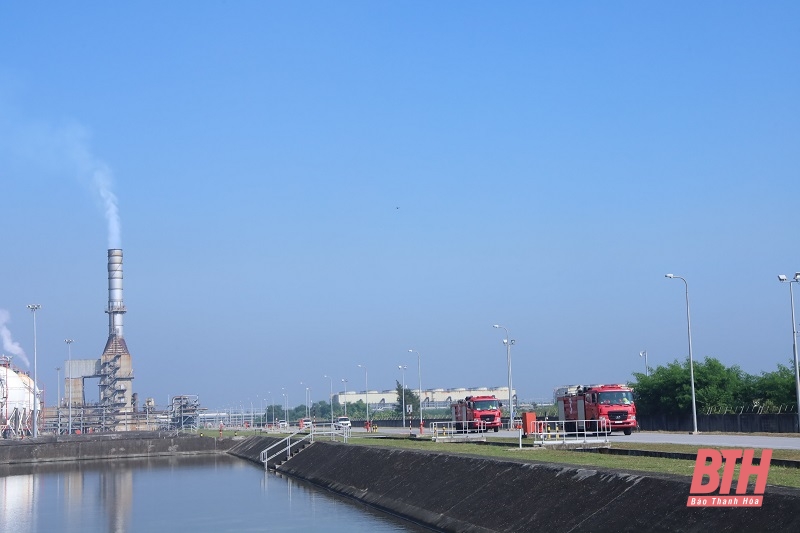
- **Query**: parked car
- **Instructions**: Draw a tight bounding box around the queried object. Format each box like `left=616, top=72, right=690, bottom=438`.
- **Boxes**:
left=300, top=417, right=313, bottom=429
left=335, top=416, right=351, bottom=429
left=278, top=420, right=288, bottom=429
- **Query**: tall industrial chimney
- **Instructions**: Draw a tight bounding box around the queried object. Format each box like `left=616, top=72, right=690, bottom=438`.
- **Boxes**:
left=99, top=248, right=134, bottom=429
left=106, top=248, right=126, bottom=337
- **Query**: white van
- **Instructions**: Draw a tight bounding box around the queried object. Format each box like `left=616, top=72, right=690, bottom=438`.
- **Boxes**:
left=335, top=416, right=351, bottom=429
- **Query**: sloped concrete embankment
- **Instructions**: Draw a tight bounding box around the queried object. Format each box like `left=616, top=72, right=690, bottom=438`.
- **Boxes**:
left=227, top=435, right=286, bottom=468
left=0, top=432, right=235, bottom=465
left=275, top=441, right=800, bottom=533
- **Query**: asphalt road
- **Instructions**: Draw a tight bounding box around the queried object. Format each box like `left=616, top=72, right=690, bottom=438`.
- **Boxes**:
left=369, top=426, right=800, bottom=450
left=617, top=431, right=800, bottom=450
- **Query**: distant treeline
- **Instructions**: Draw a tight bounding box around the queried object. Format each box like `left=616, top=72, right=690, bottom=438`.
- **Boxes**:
left=629, top=357, right=798, bottom=416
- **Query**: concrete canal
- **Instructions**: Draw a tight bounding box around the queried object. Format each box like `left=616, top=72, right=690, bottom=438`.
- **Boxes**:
left=3, top=432, right=800, bottom=532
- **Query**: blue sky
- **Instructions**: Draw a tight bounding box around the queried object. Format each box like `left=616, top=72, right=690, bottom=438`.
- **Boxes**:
left=1, top=3, right=798, bottom=410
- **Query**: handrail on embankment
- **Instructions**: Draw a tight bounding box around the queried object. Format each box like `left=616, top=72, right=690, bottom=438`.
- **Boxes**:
left=259, top=423, right=351, bottom=469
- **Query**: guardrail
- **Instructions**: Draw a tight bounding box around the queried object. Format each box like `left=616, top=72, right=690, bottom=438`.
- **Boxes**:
left=526, top=419, right=611, bottom=445
left=310, top=422, right=351, bottom=442
left=430, top=420, right=492, bottom=442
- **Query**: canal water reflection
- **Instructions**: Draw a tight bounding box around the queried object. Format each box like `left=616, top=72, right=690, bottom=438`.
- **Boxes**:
left=0, top=454, right=430, bottom=533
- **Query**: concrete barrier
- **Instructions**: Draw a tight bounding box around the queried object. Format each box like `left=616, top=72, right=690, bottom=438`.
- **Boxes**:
left=0, top=431, right=234, bottom=465
left=638, top=413, right=800, bottom=433
left=276, top=441, right=800, bottom=533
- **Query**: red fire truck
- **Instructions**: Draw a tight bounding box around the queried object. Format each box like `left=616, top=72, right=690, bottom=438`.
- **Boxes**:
left=451, top=395, right=503, bottom=432
left=555, top=384, right=637, bottom=435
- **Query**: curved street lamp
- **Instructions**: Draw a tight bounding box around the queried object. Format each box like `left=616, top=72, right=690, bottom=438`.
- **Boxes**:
left=640, top=350, right=649, bottom=377
left=665, top=274, right=698, bottom=434
left=777, top=272, right=800, bottom=432
left=493, top=324, right=515, bottom=429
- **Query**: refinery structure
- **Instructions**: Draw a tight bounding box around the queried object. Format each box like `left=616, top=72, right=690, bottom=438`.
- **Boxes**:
left=1, top=247, right=209, bottom=436
left=64, top=248, right=136, bottom=431
left=1, top=249, right=137, bottom=436
left=2, top=249, right=521, bottom=437
left=0, top=355, right=36, bottom=438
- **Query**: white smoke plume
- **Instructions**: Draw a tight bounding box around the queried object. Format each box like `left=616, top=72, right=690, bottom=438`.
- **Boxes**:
left=1, top=113, right=122, bottom=249
left=0, top=309, right=30, bottom=367
left=58, top=124, right=122, bottom=249
left=91, top=161, right=121, bottom=250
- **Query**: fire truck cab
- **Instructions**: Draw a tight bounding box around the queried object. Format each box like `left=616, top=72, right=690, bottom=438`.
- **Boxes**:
left=451, top=395, right=503, bottom=432
left=556, top=384, right=637, bottom=435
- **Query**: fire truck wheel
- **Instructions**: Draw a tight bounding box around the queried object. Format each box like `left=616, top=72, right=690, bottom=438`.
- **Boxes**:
left=623, top=428, right=632, bottom=436
left=493, top=427, right=499, bottom=432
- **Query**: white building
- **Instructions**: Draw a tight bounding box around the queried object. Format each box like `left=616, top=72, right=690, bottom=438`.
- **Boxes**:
left=335, top=386, right=516, bottom=411
left=1, top=355, right=39, bottom=437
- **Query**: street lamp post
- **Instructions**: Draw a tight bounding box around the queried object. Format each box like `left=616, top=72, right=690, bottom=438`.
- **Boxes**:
left=27, top=304, right=41, bottom=438
left=665, top=274, right=698, bottom=434
left=358, top=364, right=368, bottom=428
left=55, top=366, right=61, bottom=434
left=341, top=378, right=348, bottom=416
left=640, top=350, right=649, bottom=377
left=65, top=339, right=74, bottom=434
left=281, top=388, right=288, bottom=425
left=408, top=349, right=423, bottom=434
left=778, top=273, right=800, bottom=432
left=324, top=375, right=334, bottom=425
left=493, top=325, right=515, bottom=430
left=268, top=392, right=274, bottom=426
left=300, top=382, right=310, bottom=418
left=398, top=364, right=408, bottom=428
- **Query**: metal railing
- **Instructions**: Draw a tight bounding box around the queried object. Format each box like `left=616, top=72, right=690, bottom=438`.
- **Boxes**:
left=309, top=422, right=351, bottom=442
left=525, top=419, right=611, bottom=445
left=430, top=420, right=492, bottom=442
left=259, top=423, right=352, bottom=470
left=260, top=429, right=312, bottom=468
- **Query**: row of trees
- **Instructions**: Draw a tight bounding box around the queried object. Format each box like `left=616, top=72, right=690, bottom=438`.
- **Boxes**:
left=629, top=357, right=798, bottom=416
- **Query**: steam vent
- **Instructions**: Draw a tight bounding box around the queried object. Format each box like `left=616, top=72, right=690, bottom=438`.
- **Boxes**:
left=99, top=248, right=134, bottom=428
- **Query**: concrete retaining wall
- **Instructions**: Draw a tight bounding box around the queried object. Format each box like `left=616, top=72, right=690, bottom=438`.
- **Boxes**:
left=4, top=434, right=800, bottom=532
left=638, top=413, right=799, bottom=433
left=0, top=432, right=235, bottom=465
left=275, top=441, right=800, bottom=533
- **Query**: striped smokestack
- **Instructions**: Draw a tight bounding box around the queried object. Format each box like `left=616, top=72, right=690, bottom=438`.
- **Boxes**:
left=106, top=248, right=127, bottom=337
